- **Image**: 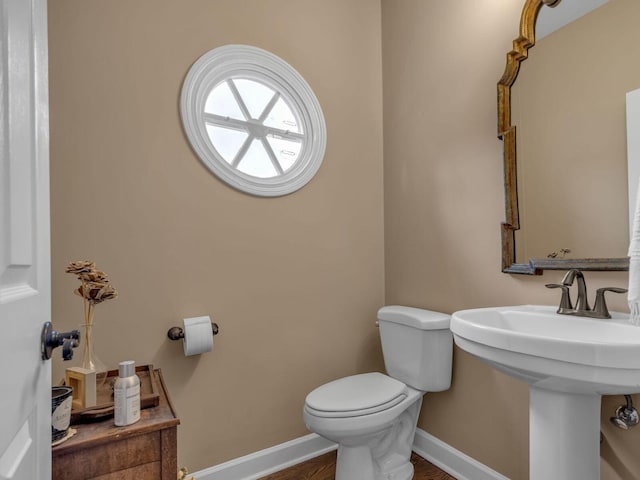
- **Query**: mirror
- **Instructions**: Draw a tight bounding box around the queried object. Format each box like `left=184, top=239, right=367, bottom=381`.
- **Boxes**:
left=498, top=0, right=639, bottom=274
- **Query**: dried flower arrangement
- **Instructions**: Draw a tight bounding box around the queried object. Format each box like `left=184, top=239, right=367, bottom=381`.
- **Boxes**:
left=65, top=261, right=118, bottom=370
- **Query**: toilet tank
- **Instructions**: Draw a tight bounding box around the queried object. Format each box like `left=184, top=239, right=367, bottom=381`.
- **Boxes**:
left=378, top=306, right=452, bottom=392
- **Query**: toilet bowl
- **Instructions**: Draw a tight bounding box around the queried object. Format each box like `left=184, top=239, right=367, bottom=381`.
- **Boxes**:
left=304, top=373, right=423, bottom=480
left=303, top=306, right=453, bottom=480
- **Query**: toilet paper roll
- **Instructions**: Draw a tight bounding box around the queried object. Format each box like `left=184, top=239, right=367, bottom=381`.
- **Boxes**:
left=182, top=316, right=214, bottom=356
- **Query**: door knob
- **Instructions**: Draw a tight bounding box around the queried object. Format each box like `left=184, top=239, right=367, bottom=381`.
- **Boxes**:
left=41, top=322, right=80, bottom=361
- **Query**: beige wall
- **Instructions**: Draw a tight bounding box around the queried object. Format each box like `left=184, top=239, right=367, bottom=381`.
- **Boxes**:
left=382, top=1, right=635, bottom=479
left=48, top=0, right=385, bottom=471
left=49, top=0, right=640, bottom=478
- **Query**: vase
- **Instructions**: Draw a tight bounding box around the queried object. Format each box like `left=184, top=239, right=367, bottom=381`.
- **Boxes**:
left=80, top=323, right=95, bottom=370
left=79, top=323, right=108, bottom=385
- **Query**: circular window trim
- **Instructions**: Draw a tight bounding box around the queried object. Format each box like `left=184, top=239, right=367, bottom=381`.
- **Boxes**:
left=180, top=44, right=327, bottom=197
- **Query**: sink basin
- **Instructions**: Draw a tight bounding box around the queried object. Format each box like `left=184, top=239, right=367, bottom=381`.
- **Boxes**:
left=451, top=305, right=640, bottom=395
left=451, top=305, right=640, bottom=480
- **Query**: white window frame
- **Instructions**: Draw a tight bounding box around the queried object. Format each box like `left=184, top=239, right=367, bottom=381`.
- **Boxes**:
left=180, top=44, right=326, bottom=197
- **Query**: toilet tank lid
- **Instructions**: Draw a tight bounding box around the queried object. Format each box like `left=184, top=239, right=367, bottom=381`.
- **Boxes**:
left=378, top=305, right=450, bottom=330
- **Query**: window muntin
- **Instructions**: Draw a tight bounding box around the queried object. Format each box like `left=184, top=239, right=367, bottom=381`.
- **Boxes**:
left=181, top=45, right=326, bottom=197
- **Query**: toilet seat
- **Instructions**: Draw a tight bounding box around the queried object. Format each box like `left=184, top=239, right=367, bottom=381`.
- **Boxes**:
left=305, top=372, right=408, bottom=418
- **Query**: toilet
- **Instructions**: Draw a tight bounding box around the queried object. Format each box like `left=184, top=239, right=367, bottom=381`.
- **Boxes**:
left=303, top=306, right=452, bottom=480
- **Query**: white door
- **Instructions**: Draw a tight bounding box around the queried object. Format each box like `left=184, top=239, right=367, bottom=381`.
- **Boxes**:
left=0, top=0, right=52, bottom=479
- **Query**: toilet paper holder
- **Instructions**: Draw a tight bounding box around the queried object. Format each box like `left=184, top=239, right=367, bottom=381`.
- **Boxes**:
left=167, top=321, right=219, bottom=341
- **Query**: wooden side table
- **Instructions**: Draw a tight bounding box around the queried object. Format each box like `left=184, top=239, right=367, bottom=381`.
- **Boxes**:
left=52, top=369, right=180, bottom=479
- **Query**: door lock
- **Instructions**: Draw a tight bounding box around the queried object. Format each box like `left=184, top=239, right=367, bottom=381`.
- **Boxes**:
left=41, top=322, right=80, bottom=361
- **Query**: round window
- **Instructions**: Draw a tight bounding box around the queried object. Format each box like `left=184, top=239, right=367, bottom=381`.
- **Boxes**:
left=180, top=45, right=326, bottom=197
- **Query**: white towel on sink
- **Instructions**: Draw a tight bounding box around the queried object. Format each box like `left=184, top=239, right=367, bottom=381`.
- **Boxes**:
left=630, top=258, right=640, bottom=323
left=628, top=177, right=640, bottom=324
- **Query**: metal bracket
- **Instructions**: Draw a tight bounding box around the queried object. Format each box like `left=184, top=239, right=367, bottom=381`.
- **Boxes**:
left=167, top=322, right=219, bottom=341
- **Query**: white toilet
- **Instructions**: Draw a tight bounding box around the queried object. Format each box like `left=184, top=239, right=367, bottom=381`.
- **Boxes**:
left=303, top=306, right=452, bottom=480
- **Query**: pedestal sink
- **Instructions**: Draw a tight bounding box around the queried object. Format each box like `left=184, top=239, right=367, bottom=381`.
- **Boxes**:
left=451, top=305, right=640, bottom=480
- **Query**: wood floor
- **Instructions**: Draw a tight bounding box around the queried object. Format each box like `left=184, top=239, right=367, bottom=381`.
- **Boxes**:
left=258, top=451, right=456, bottom=480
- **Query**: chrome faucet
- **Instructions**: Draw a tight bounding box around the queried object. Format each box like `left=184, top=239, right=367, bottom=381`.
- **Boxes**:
left=545, top=269, right=627, bottom=319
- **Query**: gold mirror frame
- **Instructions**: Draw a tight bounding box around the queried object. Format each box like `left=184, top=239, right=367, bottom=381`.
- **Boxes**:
left=498, top=0, right=630, bottom=275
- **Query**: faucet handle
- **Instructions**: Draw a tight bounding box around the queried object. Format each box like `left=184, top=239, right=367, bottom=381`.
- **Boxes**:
left=593, top=287, right=628, bottom=319
left=545, top=283, right=573, bottom=313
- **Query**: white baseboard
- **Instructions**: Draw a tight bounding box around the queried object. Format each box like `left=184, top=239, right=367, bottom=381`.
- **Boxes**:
left=192, top=433, right=337, bottom=480
left=193, top=428, right=509, bottom=480
left=412, top=428, right=510, bottom=480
